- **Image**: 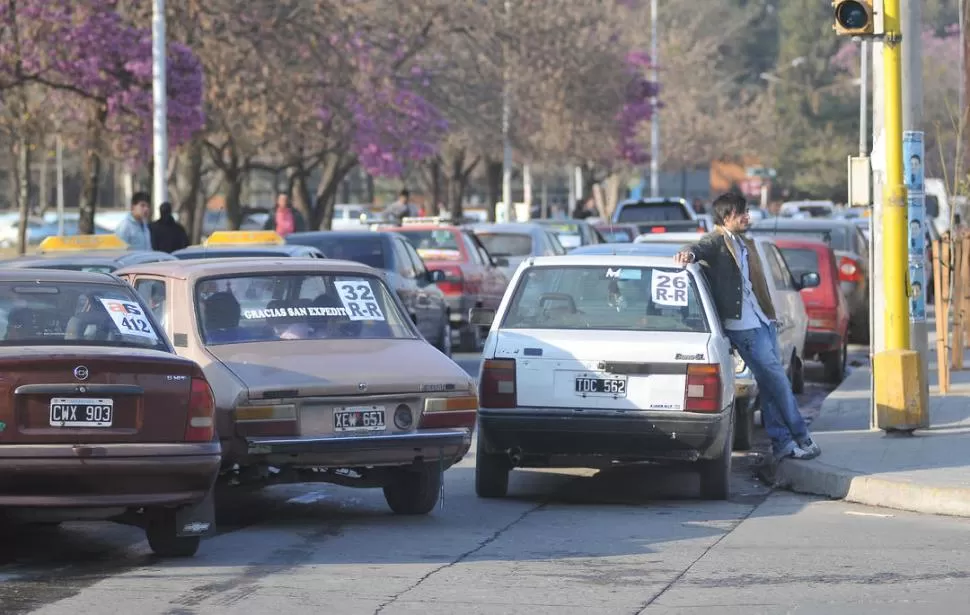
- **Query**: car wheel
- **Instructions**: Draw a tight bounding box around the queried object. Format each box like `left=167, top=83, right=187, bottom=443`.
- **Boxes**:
left=475, top=433, right=510, bottom=498
left=790, top=353, right=805, bottom=394
left=458, top=322, right=481, bottom=352
left=822, top=341, right=847, bottom=384
left=146, top=509, right=201, bottom=558
left=732, top=399, right=754, bottom=451
left=436, top=315, right=453, bottom=357
left=382, top=465, right=442, bottom=515
left=698, top=411, right=733, bottom=500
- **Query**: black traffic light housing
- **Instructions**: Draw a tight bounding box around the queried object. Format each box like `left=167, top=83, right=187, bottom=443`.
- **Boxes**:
left=832, top=0, right=874, bottom=36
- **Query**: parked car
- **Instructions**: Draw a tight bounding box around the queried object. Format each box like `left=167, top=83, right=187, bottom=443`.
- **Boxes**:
left=531, top=219, right=606, bottom=249
left=0, top=269, right=220, bottom=557
left=750, top=218, right=870, bottom=343
left=388, top=221, right=509, bottom=351
left=471, top=254, right=736, bottom=500
left=115, top=258, right=477, bottom=515
left=467, top=222, right=567, bottom=280
left=285, top=230, right=452, bottom=355
left=593, top=222, right=641, bottom=243
left=774, top=238, right=851, bottom=383
left=611, top=197, right=701, bottom=234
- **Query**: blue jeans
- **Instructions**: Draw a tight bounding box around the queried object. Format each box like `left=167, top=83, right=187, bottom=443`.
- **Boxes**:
left=725, top=322, right=809, bottom=459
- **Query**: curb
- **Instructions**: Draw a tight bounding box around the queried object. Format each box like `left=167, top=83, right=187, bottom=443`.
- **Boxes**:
left=775, top=458, right=970, bottom=518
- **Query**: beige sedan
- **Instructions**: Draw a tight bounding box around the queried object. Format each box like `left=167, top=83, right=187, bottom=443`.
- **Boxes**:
left=115, top=258, right=477, bottom=515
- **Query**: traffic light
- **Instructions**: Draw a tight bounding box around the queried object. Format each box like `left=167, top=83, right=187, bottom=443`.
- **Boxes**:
left=832, top=0, right=874, bottom=36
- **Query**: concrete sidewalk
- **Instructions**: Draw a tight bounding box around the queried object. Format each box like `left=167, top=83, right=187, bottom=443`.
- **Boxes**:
left=773, top=329, right=970, bottom=518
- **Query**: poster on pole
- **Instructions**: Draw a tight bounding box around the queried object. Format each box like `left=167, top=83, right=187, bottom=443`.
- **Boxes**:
left=909, top=261, right=926, bottom=323
left=907, top=194, right=925, bottom=258
left=903, top=131, right=925, bottom=194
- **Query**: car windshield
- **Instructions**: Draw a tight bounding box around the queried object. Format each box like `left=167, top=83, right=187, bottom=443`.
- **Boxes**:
left=502, top=265, right=709, bottom=332
left=395, top=229, right=462, bottom=261
left=0, top=281, right=168, bottom=350
left=750, top=226, right=850, bottom=251
left=475, top=233, right=533, bottom=257
left=778, top=248, right=820, bottom=280
left=195, top=273, right=414, bottom=345
left=289, top=235, right=385, bottom=268
left=616, top=201, right=691, bottom=222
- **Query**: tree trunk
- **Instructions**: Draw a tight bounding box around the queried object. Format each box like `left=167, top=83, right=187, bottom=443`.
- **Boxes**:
left=429, top=158, right=442, bottom=216
left=311, top=155, right=357, bottom=229
left=38, top=140, right=49, bottom=216
left=485, top=158, right=502, bottom=222
left=288, top=157, right=313, bottom=224
left=179, top=138, right=204, bottom=242
left=365, top=173, right=375, bottom=205
left=79, top=106, right=107, bottom=234
left=16, top=133, right=31, bottom=255
left=224, top=170, right=244, bottom=230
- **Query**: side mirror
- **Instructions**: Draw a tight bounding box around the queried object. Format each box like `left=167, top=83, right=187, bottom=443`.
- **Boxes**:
left=492, top=256, right=509, bottom=267
left=469, top=307, right=496, bottom=327
left=427, top=269, right=446, bottom=283
left=799, top=272, right=821, bottom=289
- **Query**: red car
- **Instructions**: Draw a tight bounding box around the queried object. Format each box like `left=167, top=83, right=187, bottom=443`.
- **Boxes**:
left=775, top=238, right=851, bottom=383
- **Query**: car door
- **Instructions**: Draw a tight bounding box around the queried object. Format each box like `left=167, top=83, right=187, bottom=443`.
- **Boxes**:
left=760, top=241, right=806, bottom=366
left=467, top=231, right=509, bottom=306
left=389, top=237, right=428, bottom=336
left=401, top=239, right=447, bottom=338
left=132, top=276, right=172, bottom=341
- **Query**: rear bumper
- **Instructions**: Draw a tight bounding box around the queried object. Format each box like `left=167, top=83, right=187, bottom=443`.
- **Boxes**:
left=478, top=408, right=731, bottom=463
left=245, top=428, right=472, bottom=468
left=805, top=330, right=843, bottom=354
left=0, top=442, right=221, bottom=508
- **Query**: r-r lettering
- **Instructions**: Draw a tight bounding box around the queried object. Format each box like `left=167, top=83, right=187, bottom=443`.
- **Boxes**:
left=655, top=288, right=669, bottom=300
left=673, top=288, right=686, bottom=302
left=348, top=303, right=365, bottom=317
left=364, top=302, right=382, bottom=318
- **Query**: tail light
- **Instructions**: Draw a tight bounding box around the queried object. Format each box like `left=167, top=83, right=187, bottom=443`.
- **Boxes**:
left=436, top=265, right=464, bottom=294
left=480, top=359, right=516, bottom=408
left=650, top=226, right=666, bottom=233
left=684, top=364, right=721, bottom=413
left=838, top=256, right=861, bottom=283
left=186, top=377, right=216, bottom=442
left=806, top=308, right=838, bottom=331
left=420, top=395, right=478, bottom=429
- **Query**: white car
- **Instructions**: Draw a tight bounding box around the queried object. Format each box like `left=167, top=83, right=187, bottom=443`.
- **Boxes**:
left=470, top=254, right=736, bottom=500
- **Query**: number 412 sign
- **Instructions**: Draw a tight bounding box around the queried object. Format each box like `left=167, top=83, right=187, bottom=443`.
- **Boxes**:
left=97, top=298, right=159, bottom=341
left=651, top=270, right=689, bottom=307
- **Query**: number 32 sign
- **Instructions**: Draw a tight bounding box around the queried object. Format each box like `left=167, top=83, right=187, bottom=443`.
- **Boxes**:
left=336, top=280, right=386, bottom=322
left=651, top=270, right=689, bottom=307
left=98, top=299, right=159, bottom=341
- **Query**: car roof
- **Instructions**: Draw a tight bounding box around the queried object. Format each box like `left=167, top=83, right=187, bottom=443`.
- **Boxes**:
left=115, top=257, right=382, bottom=281
left=173, top=244, right=321, bottom=258
left=770, top=237, right=833, bottom=251
left=634, top=232, right=705, bottom=243
left=528, top=254, right=685, bottom=268
left=752, top=218, right=855, bottom=230
left=0, top=267, right=122, bottom=284
left=467, top=223, right=546, bottom=234
left=385, top=224, right=461, bottom=232
left=570, top=243, right=682, bottom=256
left=288, top=230, right=384, bottom=240
left=0, top=250, right=176, bottom=268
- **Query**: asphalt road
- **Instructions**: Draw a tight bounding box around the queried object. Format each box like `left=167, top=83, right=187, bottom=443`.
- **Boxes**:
left=8, top=346, right=968, bottom=614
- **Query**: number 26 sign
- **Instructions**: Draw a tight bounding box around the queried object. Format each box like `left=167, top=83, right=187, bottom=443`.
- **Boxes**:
left=651, top=271, right=689, bottom=307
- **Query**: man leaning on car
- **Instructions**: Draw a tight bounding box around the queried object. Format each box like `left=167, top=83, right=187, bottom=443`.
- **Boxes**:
left=675, top=192, right=822, bottom=462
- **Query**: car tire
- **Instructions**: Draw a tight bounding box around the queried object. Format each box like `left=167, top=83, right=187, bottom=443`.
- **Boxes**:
left=382, top=465, right=442, bottom=515
left=698, top=412, right=733, bottom=500
left=436, top=315, right=453, bottom=357
left=475, top=434, right=510, bottom=498
left=822, top=341, right=847, bottom=384
left=458, top=323, right=481, bottom=352
left=732, top=399, right=754, bottom=451
left=790, top=354, right=805, bottom=394
left=146, top=510, right=201, bottom=558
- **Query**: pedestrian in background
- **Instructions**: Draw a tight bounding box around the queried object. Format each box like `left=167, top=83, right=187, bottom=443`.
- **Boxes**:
left=675, top=192, right=821, bottom=462
left=115, top=192, right=153, bottom=251
left=387, top=189, right=412, bottom=225
left=150, top=202, right=190, bottom=253
left=263, top=192, right=307, bottom=236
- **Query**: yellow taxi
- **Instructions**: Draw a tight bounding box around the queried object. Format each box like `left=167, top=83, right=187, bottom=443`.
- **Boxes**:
left=172, top=231, right=325, bottom=260
left=0, top=235, right=177, bottom=273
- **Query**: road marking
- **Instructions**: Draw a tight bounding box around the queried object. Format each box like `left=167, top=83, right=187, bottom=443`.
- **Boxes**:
left=845, top=510, right=894, bottom=518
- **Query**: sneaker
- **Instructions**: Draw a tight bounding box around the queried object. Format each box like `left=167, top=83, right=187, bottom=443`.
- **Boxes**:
left=798, top=437, right=821, bottom=457
left=788, top=444, right=820, bottom=461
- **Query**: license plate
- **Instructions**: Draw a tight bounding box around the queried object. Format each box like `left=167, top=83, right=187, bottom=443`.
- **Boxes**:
left=49, top=397, right=114, bottom=427
left=574, top=376, right=628, bottom=397
left=333, top=406, right=386, bottom=432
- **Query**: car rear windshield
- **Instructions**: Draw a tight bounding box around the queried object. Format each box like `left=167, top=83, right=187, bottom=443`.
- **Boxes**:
left=616, top=201, right=691, bottom=223
left=778, top=248, right=820, bottom=279
left=395, top=229, right=462, bottom=261
left=0, top=281, right=168, bottom=350
left=750, top=227, right=850, bottom=251
left=475, top=233, right=533, bottom=256
left=502, top=265, right=710, bottom=333
left=597, top=228, right=634, bottom=243
left=195, top=273, right=414, bottom=345
left=289, top=235, right=385, bottom=269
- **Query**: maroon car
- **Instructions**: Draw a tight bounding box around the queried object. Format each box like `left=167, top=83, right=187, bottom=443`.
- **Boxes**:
left=0, top=269, right=220, bottom=557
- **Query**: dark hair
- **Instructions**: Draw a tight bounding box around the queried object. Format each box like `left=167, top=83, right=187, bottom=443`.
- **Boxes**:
left=131, top=192, right=150, bottom=207
left=399, top=189, right=410, bottom=199
left=711, top=192, right=747, bottom=226
left=912, top=281, right=922, bottom=290
left=910, top=154, right=921, bottom=162
left=160, top=201, right=173, bottom=217
left=910, top=219, right=920, bottom=226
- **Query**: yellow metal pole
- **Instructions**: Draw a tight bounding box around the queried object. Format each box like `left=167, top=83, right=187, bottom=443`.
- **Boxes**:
left=882, top=0, right=909, bottom=350
left=874, top=0, right=928, bottom=432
